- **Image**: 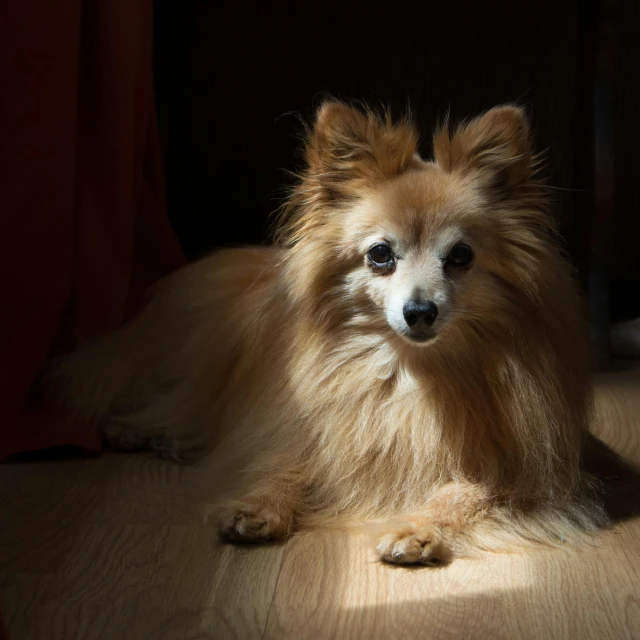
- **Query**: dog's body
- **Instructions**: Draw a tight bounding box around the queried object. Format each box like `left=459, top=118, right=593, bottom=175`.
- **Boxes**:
left=52, top=101, right=608, bottom=565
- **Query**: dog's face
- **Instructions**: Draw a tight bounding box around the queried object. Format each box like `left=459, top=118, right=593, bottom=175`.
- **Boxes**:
left=342, top=168, right=491, bottom=346
left=282, top=101, right=546, bottom=350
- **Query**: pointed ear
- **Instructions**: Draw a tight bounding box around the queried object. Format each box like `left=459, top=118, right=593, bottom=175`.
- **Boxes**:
left=305, top=101, right=418, bottom=202
left=433, top=105, right=536, bottom=196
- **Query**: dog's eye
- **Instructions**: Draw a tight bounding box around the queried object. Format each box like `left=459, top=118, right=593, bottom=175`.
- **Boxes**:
left=367, top=243, right=394, bottom=267
left=446, top=243, right=473, bottom=268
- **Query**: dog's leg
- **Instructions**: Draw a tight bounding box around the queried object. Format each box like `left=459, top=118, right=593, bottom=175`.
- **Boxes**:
left=375, top=483, right=493, bottom=566
left=218, top=470, right=305, bottom=543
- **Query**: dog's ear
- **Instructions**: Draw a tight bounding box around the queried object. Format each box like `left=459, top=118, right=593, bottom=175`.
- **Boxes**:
left=304, top=101, right=418, bottom=202
left=433, top=106, right=536, bottom=197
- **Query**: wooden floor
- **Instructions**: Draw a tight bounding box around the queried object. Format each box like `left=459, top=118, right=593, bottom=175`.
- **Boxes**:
left=1, top=370, right=639, bottom=640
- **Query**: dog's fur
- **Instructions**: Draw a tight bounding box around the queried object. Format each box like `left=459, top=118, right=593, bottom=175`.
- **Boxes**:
left=50, top=101, right=609, bottom=566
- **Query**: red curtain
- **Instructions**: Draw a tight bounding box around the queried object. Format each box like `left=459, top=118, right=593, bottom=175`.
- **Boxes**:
left=0, top=1, right=185, bottom=460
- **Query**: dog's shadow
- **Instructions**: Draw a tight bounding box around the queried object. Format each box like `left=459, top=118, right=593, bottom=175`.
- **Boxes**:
left=585, top=435, right=640, bottom=523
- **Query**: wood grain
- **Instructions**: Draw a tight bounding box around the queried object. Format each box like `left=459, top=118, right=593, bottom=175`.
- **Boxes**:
left=0, top=455, right=285, bottom=640
left=265, top=520, right=640, bottom=640
left=1, top=370, right=639, bottom=640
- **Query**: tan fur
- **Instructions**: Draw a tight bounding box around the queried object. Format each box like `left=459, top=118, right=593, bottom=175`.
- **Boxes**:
left=49, top=100, right=608, bottom=565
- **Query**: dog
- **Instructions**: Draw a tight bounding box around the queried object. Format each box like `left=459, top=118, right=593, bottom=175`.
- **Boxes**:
left=51, top=100, right=608, bottom=566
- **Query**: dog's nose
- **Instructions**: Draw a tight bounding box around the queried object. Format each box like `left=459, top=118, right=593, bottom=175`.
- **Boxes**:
left=403, top=301, right=438, bottom=328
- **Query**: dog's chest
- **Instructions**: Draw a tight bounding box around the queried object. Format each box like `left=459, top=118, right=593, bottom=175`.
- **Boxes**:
left=321, top=370, right=441, bottom=454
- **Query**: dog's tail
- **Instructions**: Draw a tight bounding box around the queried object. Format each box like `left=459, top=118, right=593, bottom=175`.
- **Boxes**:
left=46, top=328, right=137, bottom=431
left=46, top=324, right=211, bottom=460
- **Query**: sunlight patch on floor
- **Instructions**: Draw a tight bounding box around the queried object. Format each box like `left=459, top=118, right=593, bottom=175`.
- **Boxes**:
left=334, top=534, right=537, bottom=610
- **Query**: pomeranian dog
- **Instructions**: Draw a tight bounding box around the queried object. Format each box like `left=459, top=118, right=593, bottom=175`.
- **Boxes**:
left=52, top=100, right=609, bottom=566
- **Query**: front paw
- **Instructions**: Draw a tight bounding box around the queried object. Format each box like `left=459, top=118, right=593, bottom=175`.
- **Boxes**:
left=376, top=524, right=450, bottom=566
left=218, top=501, right=291, bottom=543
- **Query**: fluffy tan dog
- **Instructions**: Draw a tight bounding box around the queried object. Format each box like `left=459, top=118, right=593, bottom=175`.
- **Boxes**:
left=52, top=101, right=608, bottom=565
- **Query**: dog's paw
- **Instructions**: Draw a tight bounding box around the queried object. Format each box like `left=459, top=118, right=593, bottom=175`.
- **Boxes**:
left=218, top=501, right=291, bottom=543
left=376, top=524, right=449, bottom=566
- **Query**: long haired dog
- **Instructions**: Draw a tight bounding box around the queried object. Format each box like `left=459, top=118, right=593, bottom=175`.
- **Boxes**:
left=52, top=101, right=608, bottom=565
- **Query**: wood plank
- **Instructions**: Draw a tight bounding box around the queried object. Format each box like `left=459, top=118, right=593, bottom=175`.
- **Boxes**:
left=265, top=518, right=640, bottom=639
left=0, top=454, right=285, bottom=640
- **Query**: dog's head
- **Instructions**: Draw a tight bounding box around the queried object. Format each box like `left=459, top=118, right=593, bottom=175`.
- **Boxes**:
left=280, top=101, right=550, bottom=350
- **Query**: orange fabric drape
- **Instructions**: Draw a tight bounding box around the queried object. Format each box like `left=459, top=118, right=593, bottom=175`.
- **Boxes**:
left=0, top=1, right=185, bottom=459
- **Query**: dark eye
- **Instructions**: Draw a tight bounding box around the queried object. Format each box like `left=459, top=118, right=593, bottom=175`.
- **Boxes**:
left=367, top=243, right=394, bottom=268
left=446, top=243, right=473, bottom=268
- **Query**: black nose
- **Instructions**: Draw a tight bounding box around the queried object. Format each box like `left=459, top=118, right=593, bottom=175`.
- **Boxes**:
left=403, top=301, right=438, bottom=328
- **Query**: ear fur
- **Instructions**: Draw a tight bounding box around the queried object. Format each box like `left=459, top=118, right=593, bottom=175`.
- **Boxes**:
left=433, top=106, right=536, bottom=195
left=304, top=101, right=418, bottom=202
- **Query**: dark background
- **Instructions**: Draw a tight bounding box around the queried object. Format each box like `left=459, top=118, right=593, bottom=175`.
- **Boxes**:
left=152, top=0, right=639, bottom=323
